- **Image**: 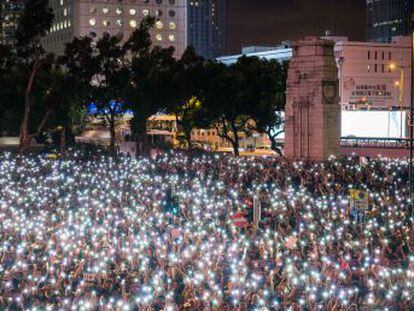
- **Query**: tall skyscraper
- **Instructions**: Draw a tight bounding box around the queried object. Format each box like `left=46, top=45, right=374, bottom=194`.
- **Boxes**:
left=0, top=0, right=25, bottom=46
left=187, top=0, right=226, bottom=59
left=366, top=0, right=413, bottom=42
left=43, top=0, right=187, bottom=57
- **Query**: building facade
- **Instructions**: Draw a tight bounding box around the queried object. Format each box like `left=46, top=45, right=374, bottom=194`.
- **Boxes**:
left=43, top=0, right=187, bottom=57
left=0, top=0, right=25, bottom=46
left=366, top=0, right=413, bottom=42
left=334, top=36, right=411, bottom=111
left=217, top=36, right=412, bottom=111
left=217, top=36, right=412, bottom=138
left=217, top=45, right=292, bottom=66
left=187, top=0, right=226, bottom=59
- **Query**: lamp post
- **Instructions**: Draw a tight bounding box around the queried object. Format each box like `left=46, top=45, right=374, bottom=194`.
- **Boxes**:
left=394, top=80, right=402, bottom=137
left=410, top=12, right=414, bottom=209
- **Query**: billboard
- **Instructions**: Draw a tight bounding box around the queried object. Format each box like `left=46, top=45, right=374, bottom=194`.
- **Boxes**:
left=344, top=79, right=394, bottom=107
left=342, top=111, right=407, bottom=138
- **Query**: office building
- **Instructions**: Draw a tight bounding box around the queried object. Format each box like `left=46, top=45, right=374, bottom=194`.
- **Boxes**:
left=0, top=0, right=25, bottom=46
left=43, top=0, right=187, bottom=57
left=366, top=0, right=413, bottom=42
left=187, top=0, right=226, bottom=59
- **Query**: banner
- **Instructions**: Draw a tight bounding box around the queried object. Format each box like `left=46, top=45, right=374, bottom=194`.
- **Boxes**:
left=232, top=211, right=248, bottom=228
left=253, top=196, right=261, bottom=226
left=349, top=189, right=369, bottom=210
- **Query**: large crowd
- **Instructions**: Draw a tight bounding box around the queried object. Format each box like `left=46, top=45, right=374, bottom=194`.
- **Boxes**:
left=0, top=151, right=413, bottom=310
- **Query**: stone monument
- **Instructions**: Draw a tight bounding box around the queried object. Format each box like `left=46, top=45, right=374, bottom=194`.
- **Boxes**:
left=284, top=37, right=341, bottom=161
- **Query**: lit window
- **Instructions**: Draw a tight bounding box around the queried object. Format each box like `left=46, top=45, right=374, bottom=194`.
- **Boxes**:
left=142, top=9, right=150, bottom=16
left=60, top=0, right=64, bottom=5
left=89, top=7, right=97, bottom=14
left=116, top=8, right=123, bottom=15
left=129, top=20, right=137, bottom=28
left=169, top=22, right=176, bottom=30
left=63, top=8, right=67, bottom=16
left=89, top=18, right=96, bottom=25
left=155, top=21, right=163, bottom=29
left=116, top=19, right=123, bottom=26
left=155, top=33, right=162, bottom=41
left=103, top=20, right=110, bottom=27
left=102, top=8, right=110, bottom=14
left=168, top=34, right=175, bottom=42
left=129, top=8, right=136, bottom=15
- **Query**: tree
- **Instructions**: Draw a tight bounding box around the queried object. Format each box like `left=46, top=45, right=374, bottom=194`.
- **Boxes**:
left=62, top=33, right=131, bottom=155
left=0, top=44, right=15, bottom=89
left=88, top=33, right=131, bottom=154
left=243, top=58, right=288, bottom=155
left=41, top=67, right=88, bottom=154
left=169, top=47, right=207, bottom=148
left=200, top=61, right=251, bottom=156
left=0, top=44, right=19, bottom=136
left=126, top=19, right=181, bottom=151
left=14, top=0, right=54, bottom=151
left=58, top=36, right=98, bottom=151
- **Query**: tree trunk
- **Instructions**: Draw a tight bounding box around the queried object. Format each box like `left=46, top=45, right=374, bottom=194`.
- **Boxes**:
left=109, top=115, right=116, bottom=156
left=20, top=59, right=39, bottom=153
left=60, top=127, right=66, bottom=156
left=184, top=126, right=192, bottom=149
left=20, top=85, right=34, bottom=152
left=231, top=122, right=240, bottom=157
left=266, top=129, right=284, bottom=157
left=132, top=114, right=149, bottom=155
left=231, top=141, right=240, bottom=157
left=269, top=135, right=283, bottom=156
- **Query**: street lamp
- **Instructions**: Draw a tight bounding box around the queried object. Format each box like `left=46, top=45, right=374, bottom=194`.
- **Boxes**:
left=411, top=11, right=414, bottom=209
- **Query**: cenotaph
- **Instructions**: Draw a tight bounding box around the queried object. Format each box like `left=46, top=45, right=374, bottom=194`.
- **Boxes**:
left=284, top=37, right=341, bottom=161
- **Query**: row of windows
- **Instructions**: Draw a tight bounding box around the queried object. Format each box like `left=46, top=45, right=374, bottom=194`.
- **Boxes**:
left=87, top=18, right=176, bottom=42
left=90, top=30, right=175, bottom=43
left=367, top=64, right=393, bottom=73
left=89, top=7, right=176, bottom=17
left=155, top=33, right=176, bottom=42
left=367, top=50, right=392, bottom=61
left=50, top=20, right=72, bottom=32
left=193, top=129, right=216, bottom=137
left=88, top=18, right=176, bottom=30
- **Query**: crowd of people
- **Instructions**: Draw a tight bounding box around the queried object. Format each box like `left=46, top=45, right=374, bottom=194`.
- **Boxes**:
left=0, top=150, right=413, bottom=310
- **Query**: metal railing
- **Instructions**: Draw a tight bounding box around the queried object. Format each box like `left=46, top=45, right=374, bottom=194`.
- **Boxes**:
left=340, top=137, right=410, bottom=149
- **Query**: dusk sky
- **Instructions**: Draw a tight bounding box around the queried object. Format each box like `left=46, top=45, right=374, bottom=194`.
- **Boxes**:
left=227, top=0, right=366, bottom=54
